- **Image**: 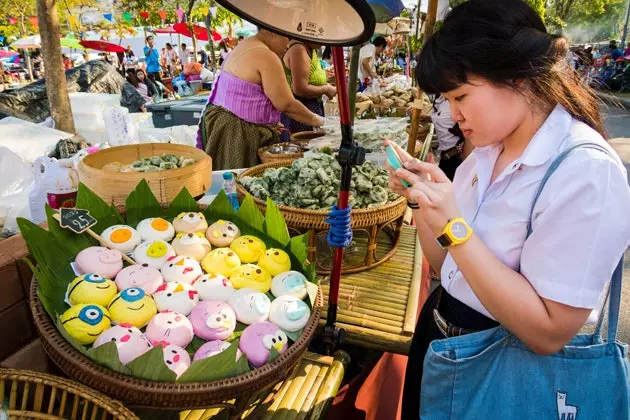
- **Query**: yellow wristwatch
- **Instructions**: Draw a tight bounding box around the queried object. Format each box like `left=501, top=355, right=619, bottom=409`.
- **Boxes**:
left=435, top=218, right=472, bottom=249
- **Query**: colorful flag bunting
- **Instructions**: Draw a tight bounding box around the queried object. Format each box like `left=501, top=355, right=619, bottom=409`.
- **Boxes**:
left=157, top=10, right=167, bottom=22
left=28, top=17, right=38, bottom=28
left=176, top=8, right=185, bottom=23
left=103, top=13, right=113, bottom=23
left=140, top=11, right=149, bottom=20
left=122, top=12, right=132, bottom=24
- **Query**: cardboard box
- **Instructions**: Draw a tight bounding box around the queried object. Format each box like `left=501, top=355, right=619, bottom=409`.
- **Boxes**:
left=1, top=233, right=35, bottom=299
left=0, top=250, right=25, bottom=312
left=0, top=301, right=35, bottom=360
left=0, top=338, right=50, bottom=373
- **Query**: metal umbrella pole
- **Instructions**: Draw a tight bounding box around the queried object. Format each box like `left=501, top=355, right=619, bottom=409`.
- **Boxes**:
left=323, top=46, right=366, bottom=355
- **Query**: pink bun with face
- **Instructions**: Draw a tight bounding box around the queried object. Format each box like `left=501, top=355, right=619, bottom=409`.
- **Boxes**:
left=188, top=300, right=236, bottom=341
left=160, top=343, right=191, bottom=378
left=193, top=340, right=242, bottom=362
left=239, top=321, right=288, bottom=368
left=145, top=311, right=194, bottom=348
left=115, top=263, right=164, bottom=294
left=93, top=323, right=153, bottom=365
left=75, top=246, right=123, bottom=279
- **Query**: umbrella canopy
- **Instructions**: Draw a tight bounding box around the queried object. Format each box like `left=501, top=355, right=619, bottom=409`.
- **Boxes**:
left=235, top=28, right=250, bottom=37
left=368, top=0, right=405, bottom=23
left=79, top=40, right=125, bottom=53
left=61, top=37, right=86, bottom=49
left=173, top=23, right=222, bottom=42
left=152, top=26, right=178, bottom=34
left=12, top=35, right=41, bottom=49
left=0, top=50, right=18, bottom=58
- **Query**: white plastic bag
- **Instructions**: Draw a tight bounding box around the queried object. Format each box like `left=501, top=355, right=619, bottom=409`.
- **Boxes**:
left=0, top=147, right=34, bottom=235
left=103, top=107, right=139, bottom=146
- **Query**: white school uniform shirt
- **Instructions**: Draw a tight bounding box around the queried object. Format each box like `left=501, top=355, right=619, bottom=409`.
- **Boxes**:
left=442, top=105, right=630, bottom=319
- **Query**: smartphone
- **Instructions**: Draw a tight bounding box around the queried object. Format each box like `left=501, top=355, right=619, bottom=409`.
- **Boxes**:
left=386, top=144, right=411, bottom=188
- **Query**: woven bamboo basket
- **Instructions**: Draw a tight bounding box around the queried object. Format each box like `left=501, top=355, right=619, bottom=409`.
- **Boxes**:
left=30, top=278, right=323, bottom=410
left=290, top=131, right=325, bottom=142
left=236, top=160, right=407, bottom=275
left=77, top=143, right=212, bottom=207
left=0, top=368, right=138, bottom=419
left=258, top=142, right=309, bottom=165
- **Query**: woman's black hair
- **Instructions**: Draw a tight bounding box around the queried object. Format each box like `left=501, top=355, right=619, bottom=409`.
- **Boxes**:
left=322, top=46, right=332, bottom=60
left=416, top=0, right=605, bottom=137
left=126, top=70, right=140, bottom=87
left=373, top=36, right=387, bottom=48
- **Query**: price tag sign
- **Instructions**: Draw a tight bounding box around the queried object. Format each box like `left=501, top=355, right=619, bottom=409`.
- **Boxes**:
left=59, top=208, right=97, bottom=234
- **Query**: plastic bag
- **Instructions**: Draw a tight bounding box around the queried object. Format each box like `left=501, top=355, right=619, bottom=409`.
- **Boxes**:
left=0, top=147, right=34, bottom=235
left=103, top=107, right=139, bottom=146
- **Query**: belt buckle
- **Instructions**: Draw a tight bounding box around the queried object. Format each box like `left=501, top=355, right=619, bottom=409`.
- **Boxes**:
left=433, top=309, right=449, bottom=338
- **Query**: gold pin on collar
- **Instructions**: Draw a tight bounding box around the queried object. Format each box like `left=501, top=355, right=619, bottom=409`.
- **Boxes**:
left=472, top=174, right=478, bottom=187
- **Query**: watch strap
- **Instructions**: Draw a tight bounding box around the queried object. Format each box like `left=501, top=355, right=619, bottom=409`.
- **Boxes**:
left=436, top=233, right=452, bottom=248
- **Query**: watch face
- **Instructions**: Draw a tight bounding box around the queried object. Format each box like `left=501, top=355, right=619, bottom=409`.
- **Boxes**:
left=450, top=222, right=468, bottom=240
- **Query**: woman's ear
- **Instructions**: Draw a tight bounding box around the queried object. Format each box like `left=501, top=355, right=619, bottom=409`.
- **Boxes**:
left=512, top=79, right=526, bottom=88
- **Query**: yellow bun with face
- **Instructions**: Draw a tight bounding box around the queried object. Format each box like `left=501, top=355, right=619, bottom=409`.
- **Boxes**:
left=66, top=273, right=117, bottom=307
left=101, top=225, right=142, bottom=254
left=230, top=264, right=272, bottom=293
left=172, top=212, right=208, bottom=234
left=107, top=288, right=157, bottom=328
left=60, top=304, right=111, bottom=345
left=257, top=248, right=291, bottom=277
left=171, top=232, right=211, bottom=262
left=132, top=240, right=177, bottom=269
left=136, top=217, right=176, bottom=242
left=229, top=236, right=267, bottom=264
left=201, top=248, right=241, bottom=277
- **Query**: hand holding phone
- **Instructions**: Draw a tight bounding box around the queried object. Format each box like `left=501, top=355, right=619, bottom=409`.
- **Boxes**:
left=386, top=144, right=411, bottom=188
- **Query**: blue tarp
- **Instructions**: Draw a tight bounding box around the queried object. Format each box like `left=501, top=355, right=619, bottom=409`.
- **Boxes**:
left=368, top=0, right=405, bottom=23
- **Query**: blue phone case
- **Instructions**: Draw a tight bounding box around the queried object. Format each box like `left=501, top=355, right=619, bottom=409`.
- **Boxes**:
left=386, top=145, right=411, bottom=188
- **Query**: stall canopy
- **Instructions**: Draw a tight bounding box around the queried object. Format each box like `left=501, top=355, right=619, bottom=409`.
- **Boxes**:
left=0, top=50, right=18, bottom=58
left=12, top=35, right=41, bottom=49
left=368, top=0, right=405, bottom=23
left=60, top=37, right=86, bottom=50
left=79, top=40, right=125, bottom=53
left=152, top=26, right=178, bottom=34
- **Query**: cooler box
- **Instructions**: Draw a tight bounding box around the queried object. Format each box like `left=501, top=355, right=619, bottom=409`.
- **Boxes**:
left=146, top=99, right=194, bottom=128
left=171, top=102, right=206, bottom=126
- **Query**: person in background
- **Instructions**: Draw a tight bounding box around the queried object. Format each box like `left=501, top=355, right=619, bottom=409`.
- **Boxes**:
left=164, top=43, right=178, bottom=76
left=129, top=69, right=156, bottom=103
left=148, top=72, right=173, bottom=99
left=397, top=52, right=406, bottom=68
left=82, top=52, right=89, bottom=63
left=219, top=41, right=230, bottom=65
left=358, top=36, right=387, bottom=91
left=125, top=70, right=148, bottom=111
left=62, top=54, right=72, bottom=70
left=126, top=45, right=135, bottom=57
left=198, top=28, right=325, bottom=170
left=321, top=46, right=332, bottom=69
left=144, top=35, right=162, bottom=82
left=610, top=40, right=623, bottom=61
left=123, top=49, right=138, bottom=70
left=281, top=40, right=336, bottom=134
left=179, top=43, right=190, bottom=66
left=624, top=42, right=630, bottom=57
left=198, top=48, right=208, bottom=68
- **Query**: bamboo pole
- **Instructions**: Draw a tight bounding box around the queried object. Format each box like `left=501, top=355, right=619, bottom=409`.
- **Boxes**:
left=320, top=311, right=403, bottom=333
left=293, top=366, right=325, bottom=419
left=274, top=363, right=312, bottom=417
left=320, top=284, right=409, bottom=303
left=308, top=352, right=348, bottom=420
left=404, top=235, right=424, bottom=333
left=320, top=286, right=409, bottom=308
left=261, top=365, right=300, bottom=419
left=340, top=303, right=406, bottom=320
left=317, top=322, right=413, bottom=354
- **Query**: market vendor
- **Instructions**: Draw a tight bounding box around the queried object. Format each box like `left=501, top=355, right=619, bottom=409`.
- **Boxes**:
left=386, top=1, right=630, bottom=418
left=358, top=36, right=387, bottom=91
left=197, top=29, right=325, bottom=170
left=280, top=41, right=337, bottom=134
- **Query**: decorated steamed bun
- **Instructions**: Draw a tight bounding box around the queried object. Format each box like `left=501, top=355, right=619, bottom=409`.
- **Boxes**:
left=230, top=264, right=272, bottom=293
left=193, top=340, right=241, bottom=361
left=201, top=248, right=241, bottom=277
left=229, top=236, right=267, bottom=263
left=160, top=256, right=203, bottom=284
left=75, top=246, right=123, bottom=279
left=228, top=288, right=271, bottom=325
left=171, top=232, right=211, bottom=262
left=136, top=217, right=175, bottom=242
left=132, top=240, right=176, bottom=269
left=258, top=249, right=291, bottom=277
left=173, top=212, right=208, bottom=234
left=192, top=273, right=235, bottom=302
left=107, top=288, right=157, bottom=328
left=161, top=343, right=191, bottom=378
left=206, top=220, right=240, bottom=247
left=145, top=311, right=194, bottom=348
left=65, top=273, right=117, bottom=307
left=188, top=300, right=236, bottom=341
left=271, top=271, right=308, bottom=300
left=115, top=264, right=164, bottom=295
left=269, top=295, right=311, bottom=332
left=152, top=282, right=199, bottom=316
left=60, top=304, right=111, bottom=345
left=93, top=323, right=153, bottom=365
left=239, top=322, right=288, bottom=368
left=101, top=225, right=142, bottom=254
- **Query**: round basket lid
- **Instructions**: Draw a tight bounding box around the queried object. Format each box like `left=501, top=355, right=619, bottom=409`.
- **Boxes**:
left=214, top=0, right=376, bottom=46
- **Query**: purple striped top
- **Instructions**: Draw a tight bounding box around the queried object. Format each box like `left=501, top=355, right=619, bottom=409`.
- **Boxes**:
left=209, top=70, right=281, bottom=125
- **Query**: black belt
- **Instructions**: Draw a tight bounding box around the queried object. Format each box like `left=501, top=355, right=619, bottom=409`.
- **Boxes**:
left=433, top=288, right=499, bottom=338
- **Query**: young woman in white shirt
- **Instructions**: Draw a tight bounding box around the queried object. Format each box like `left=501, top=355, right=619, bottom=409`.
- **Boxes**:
left=388, top=0, right=630, bottom=418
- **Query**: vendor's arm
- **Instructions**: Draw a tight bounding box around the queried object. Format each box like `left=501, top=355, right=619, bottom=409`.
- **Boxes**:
left=286, top=46, right=336, bottom=99
left=259, top=51, right=324, bottom=127
left=397, top=156, right=630, bottom=355
left=385, top=142, right=447, bottom=271
left=361, top=57, right=377, bottom=79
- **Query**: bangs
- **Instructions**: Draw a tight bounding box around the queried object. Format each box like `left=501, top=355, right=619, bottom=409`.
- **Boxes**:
left=415, top=34, right=468, bottom=95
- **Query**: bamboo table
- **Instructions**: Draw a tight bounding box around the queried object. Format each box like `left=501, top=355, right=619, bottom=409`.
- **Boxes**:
left=319, top=225, right=422, bottom=355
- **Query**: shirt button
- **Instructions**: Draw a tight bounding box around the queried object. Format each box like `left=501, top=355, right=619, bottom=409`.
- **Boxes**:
left=448, top=271, right=455, bottom=280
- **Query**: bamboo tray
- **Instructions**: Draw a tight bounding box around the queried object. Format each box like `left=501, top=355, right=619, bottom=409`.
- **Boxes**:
left=0, top=368, right=138, bottom=419
left=318, top=225, right=422, bottom=355
left=236, top=160, right=407, bottom=275
left=77, top=143, right=212, bottom=207
left=172, top=351, right=350, bottom=420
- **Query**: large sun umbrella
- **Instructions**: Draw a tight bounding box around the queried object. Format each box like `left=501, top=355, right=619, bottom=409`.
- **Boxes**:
left=152, top=26, right=178, bottom=34
left=173, top=23, right=222, bottom=42
left=79, top=40, right=125, bottom=53
left=12, top=35, right=41, bottom=49
left=0, top=50, right=18, bottom=58
left=368, top=0, right=405, bottom=23
left=61, top=37, right=86, bottom=49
